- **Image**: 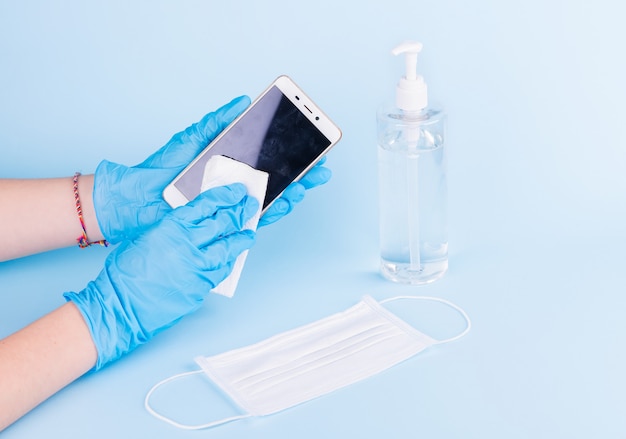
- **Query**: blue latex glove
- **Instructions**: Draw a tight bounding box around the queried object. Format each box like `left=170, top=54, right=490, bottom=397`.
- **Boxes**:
left=94, top=96, right=333, bottom=243
left=94, top=96, right=251, bottom=244
left=65, top=184, right=258, bottom=370
left=258, top=157, right=332, bottom=227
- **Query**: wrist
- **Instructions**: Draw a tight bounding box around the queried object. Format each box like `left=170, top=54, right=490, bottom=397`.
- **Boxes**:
left=65, top=277, right=134, bottom=371
left=93, top=159, right=173, bottom=244
left=73, top=173, right=108, bottom=247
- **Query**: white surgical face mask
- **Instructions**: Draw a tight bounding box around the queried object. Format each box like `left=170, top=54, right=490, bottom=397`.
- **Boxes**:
left=145, top=295, right=471, bottom=430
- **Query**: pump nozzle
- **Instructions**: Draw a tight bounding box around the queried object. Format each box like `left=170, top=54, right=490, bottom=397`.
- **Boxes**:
left=392, top=41, right=427, bottom=111
left=392, top=41, right=422, bottom=81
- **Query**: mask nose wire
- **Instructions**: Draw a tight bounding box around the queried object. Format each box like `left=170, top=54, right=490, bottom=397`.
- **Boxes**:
left=379, top=295, right=471, bottom=344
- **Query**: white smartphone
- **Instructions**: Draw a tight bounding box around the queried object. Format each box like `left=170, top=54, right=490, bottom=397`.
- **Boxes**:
left=162, top=75, right=342, bottom=211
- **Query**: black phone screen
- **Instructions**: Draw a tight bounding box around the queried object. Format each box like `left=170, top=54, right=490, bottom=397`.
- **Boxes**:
left=173, top=86, right=331, bottom=208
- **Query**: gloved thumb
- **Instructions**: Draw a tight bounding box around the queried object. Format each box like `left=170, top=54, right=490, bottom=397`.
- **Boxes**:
left=139, top=95, right=251, bottom=169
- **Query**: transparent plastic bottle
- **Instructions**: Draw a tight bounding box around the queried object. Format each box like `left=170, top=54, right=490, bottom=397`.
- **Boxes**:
left=377, top=42, right=447, bottom=284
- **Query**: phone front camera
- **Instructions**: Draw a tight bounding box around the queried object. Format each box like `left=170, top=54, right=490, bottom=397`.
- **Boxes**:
left=315, top=116, right=320, bottom=121
left=295, top=95, right=300, bottom=100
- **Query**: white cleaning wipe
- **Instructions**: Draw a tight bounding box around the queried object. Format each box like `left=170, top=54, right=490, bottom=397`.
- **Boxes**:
left=201, top=155, right=269, bottom=297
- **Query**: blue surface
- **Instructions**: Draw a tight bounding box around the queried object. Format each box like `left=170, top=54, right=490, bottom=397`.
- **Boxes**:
left=1, top=1, right=625, bottom=437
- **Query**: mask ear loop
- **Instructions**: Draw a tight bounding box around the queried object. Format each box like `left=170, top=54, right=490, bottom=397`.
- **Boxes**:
left=379, top=295, right=471, bottom=344
left=144, top=370, right=252, bottom=430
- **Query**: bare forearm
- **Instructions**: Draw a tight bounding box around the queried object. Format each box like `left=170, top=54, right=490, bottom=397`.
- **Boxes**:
left=0, top=302, right=97, bottom=431
left=0, top=175, right=104, bottom=261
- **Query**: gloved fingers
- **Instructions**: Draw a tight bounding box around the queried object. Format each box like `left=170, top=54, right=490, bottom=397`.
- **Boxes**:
left=258, top=200, right=288, bottom=227
left=197, top=95, right=251, bottom=142
left=188, top=196, right=260, bottom=248
left=258, top=158, right=332, bottom=226
left=199, top=229, right=256, bottom=272
left=140, top=95, right=251, bottom=169
left=258, top=183, right=305, bottom=227
left=297, top=160, right=332, bottom=190
left=173, top=183, right=249, bottom=224
left=281, top=182, right=307, bottom=205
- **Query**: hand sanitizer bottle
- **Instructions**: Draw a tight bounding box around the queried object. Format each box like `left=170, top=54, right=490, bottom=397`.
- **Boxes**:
left=377, top=41, right=447, bottom=284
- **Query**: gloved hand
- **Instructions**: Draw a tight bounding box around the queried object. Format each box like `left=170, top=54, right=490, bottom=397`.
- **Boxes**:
left=94, top=96, right=333, bottom=243
left=94, top=96, right=251, bottom=244
left=65, top=184, right=258, bottom=370
left=258, top=157, right=332, bottom=227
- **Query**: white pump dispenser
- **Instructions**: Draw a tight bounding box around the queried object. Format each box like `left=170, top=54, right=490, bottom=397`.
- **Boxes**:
left=392, top=41, right=428, bottom=112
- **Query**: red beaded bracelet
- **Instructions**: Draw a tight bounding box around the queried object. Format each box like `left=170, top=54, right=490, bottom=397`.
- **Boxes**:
left=73, top=172, right=109, bottom=248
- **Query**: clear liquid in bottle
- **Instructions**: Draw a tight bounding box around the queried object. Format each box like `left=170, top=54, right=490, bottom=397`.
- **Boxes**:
left=377, top=106, right=447, bottom=284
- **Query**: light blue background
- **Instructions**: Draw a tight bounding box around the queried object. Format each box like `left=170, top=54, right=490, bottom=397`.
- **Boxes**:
left=1, top=1, right=625, bottom=437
